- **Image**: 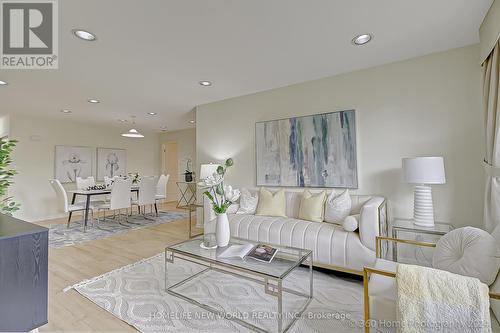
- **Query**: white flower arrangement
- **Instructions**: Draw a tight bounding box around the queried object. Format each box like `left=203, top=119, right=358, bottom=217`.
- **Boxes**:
left=197, top=158, right=240, bottom=214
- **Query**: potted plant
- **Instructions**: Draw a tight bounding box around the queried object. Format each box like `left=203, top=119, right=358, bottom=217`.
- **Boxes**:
left=198, top=158, right=240, bottom=247
left=0, top=139, right=20, bottom=215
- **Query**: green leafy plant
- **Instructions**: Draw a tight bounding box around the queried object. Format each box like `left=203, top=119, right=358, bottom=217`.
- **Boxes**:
left=0, top=139, right=19, bottom=215
left=198, top=158, right=240, bottom=214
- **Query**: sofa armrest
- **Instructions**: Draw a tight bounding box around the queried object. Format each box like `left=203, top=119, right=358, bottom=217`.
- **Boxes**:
left=359, top=197, right=387, bottom=252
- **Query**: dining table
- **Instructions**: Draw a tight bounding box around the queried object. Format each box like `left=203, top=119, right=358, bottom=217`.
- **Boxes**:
left=68, top=186, right=140, bottom=230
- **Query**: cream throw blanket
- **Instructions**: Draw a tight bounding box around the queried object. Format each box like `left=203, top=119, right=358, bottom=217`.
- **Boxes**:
left=397, top=264, right=491, bottom=333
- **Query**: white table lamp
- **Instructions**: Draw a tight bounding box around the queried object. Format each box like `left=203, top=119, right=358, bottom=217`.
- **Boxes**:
left=199, top=163, right=219, bottom=180
left=402, top=157, right=446, bottom=227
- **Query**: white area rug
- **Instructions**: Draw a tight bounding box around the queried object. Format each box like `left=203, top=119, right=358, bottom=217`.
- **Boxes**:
left=68, top=253, right=365, bottom=332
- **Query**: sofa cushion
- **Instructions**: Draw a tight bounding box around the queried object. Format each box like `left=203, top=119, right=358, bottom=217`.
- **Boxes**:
left=255, top=188, right=286, bottom=217
left=324, top=189, right=352, bottom=224
left=432, top=227, right=500, bottom=286
left=228, top=213, right=376, bottom=271
left=298, top=190, right=326, bottom=222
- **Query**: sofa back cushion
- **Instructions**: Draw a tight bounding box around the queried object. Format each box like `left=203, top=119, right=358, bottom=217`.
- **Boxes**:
left=298, top=190, right=327, bottom=222
left=255, top=188, right=287, bottom=217
left=285, top=192, right=302, bottom=218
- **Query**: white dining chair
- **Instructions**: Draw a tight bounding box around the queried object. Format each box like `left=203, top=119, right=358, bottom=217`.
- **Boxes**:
left=104, top=175, right=122, bottom=187
left=49, top=179, right=94, bottom=230
left=76, top=176, right=107, bottom=205
left=76, top=176, right=95, bottom=190
left=132, top=176, right=158, bottom=218
left=94, top=178, right=133, bottom=227
left=155, top=174, right=170, bottom=215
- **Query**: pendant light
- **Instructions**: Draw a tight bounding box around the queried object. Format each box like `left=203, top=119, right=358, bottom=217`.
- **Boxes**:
left=121, top=116, right=144, bottom=138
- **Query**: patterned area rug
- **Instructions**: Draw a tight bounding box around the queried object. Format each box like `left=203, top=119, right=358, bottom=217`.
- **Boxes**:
left=49, top=211, right=188, bottom=248
left=68, top=253, right=365, bottom=332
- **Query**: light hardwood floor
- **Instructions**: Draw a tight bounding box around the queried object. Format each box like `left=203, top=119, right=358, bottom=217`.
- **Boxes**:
left=36, top=202, right=198, bottom=332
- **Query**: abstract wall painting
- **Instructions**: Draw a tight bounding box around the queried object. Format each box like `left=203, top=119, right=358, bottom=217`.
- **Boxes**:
left=256, top=110, right=358, bottom=188
left=54, top=146, right=93, bottom=183
left=96, top=148, right=127, bottom=181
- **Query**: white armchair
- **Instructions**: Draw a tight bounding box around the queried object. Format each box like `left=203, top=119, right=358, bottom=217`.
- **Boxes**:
left=364, top=228, right=500, bottom=332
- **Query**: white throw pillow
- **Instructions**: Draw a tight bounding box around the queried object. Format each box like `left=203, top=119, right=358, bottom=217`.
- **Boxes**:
left=342, top=214, right=359, bottom=232
left=324, top=189, right=352, bottom=224
left=226, top=204, right=239, bottom=214
left=432, top=227, right=500, bottom=286
left=236, top=188, right=258, bottom=214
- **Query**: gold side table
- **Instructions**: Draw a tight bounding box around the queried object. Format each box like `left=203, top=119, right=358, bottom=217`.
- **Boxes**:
left=391, top=218, right=453, bottom=262
left=176, top=181, right=196, bottom=209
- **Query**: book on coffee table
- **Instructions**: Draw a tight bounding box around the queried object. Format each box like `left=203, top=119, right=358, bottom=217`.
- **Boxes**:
left=218, top=243, right=278, bottom=263
left=246, top=244, right=278, bottom=263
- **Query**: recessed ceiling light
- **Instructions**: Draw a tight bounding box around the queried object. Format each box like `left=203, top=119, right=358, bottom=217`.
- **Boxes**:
left=147, top=112, right=157, bottom=115
left=61, top=109, right=72, bottom=114
left=0, top=80, right=7, bottom=85
left=88, top=99, right=100, bottom=104
left=189, top=120, right=195, bottom=124
left=118, top=119, right=128, bottom=122
left=199, top=81, right=212, bottom=86
left=73, top=29, right=96, bottom=41
left=352, top=33, right=373, bottom=46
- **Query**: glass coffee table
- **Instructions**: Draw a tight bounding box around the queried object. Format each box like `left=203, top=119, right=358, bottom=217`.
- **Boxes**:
left=164, top=236, right=313, bottom=333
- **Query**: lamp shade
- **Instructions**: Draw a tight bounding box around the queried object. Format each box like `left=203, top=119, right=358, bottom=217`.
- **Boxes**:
left=199, top=163, right=219, bottom=180
left=402, top=157, right=446, bottom=184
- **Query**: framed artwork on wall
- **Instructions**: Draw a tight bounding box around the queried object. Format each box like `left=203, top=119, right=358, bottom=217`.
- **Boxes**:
left=96, top=148, right=127, bottom=181
left=54, top=145, right=93, bottom=183
left=255, top=109, right=358, bottom=188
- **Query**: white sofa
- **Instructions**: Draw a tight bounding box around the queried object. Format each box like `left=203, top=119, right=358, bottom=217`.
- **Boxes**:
left=204, top=189, right=387, bottom=274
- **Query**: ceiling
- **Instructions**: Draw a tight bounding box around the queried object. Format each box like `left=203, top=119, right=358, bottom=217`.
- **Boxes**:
left=0, top=0, right=493, bottom=132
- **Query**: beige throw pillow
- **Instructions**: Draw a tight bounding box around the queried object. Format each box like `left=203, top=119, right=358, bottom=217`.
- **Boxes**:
left=298, top=190, right=326, bottom=222
left=255, top=188, right=286, bottom=217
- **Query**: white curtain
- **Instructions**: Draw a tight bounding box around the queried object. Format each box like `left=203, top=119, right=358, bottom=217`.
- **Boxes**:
left=483, top=41, right=500, bottom=240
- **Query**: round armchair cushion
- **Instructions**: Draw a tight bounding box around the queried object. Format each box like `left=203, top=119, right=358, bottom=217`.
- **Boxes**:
left=432, top=227, right=500, bottom=285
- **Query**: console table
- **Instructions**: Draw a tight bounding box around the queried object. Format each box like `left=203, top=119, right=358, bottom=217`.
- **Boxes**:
left=0, top=214, right=48, bottom=331
left=176, top=181, right=196, bottom=209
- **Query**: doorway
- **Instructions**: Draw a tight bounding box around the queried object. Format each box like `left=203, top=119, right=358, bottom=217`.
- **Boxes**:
left=163, top=142, right=178, bottom=202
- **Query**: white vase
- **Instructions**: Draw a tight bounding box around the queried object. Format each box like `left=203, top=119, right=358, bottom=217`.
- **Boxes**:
left=216, top=213, right=230, bottom=247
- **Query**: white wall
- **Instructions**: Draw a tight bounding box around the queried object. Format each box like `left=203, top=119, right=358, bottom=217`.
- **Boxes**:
left=9, top=114, right=161, bottom=221
left=160, top=128, right=196, bottom=201
left=196, top=45, right=483, bottom=228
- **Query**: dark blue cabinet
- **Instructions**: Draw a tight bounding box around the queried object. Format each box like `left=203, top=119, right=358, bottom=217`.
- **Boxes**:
left=0, top=214, right=48, bottom=331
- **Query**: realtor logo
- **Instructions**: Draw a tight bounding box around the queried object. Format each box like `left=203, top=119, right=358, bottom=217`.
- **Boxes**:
left=1, top=0, right=58, bottom=69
